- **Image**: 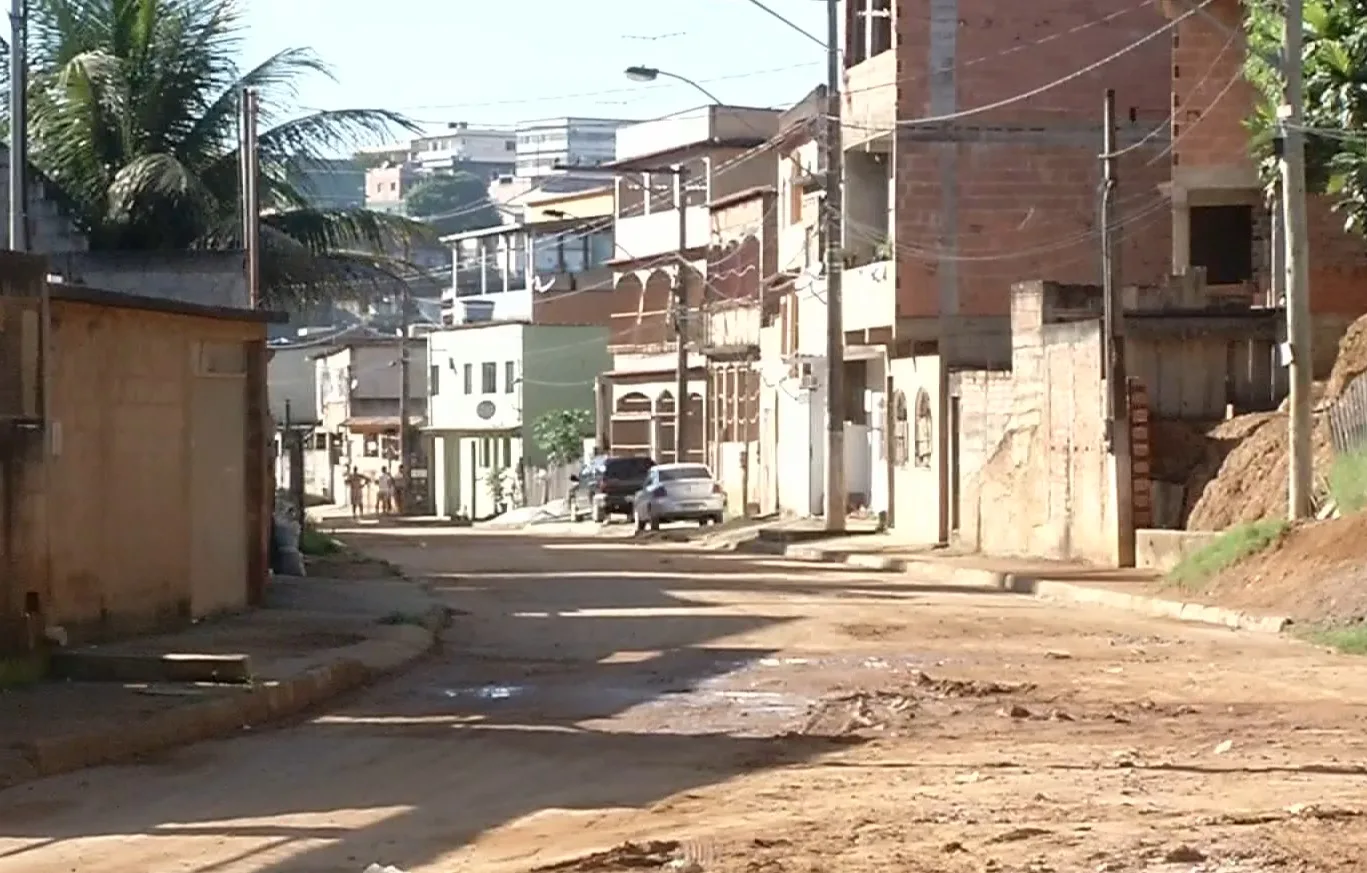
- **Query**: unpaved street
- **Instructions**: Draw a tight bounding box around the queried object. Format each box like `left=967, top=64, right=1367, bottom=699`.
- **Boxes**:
left=2, top=528, right=1366, bottom=873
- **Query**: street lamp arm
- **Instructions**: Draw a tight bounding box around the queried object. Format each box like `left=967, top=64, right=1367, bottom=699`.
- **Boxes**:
left=653, top=69, right=726, bottom=106
left=623, top=65, right=725, bottom=105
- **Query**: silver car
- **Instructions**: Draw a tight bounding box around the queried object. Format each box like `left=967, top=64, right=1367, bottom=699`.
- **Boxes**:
left=633, top=463, right=726, bottom=531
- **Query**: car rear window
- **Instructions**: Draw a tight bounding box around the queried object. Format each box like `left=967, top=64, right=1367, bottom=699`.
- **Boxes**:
left=604, top=457, right=654, bottom=478
left=658, top=465, right=711, bottom=482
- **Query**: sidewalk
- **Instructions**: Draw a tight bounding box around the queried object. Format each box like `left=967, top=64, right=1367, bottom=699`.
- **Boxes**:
left=0, top=574, right=447, bottom=790
left=760, top=534, right=1291, bottom=635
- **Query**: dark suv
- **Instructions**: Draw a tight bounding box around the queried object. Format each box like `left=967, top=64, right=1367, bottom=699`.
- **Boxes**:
left=568, top=455, right=656, bottom=522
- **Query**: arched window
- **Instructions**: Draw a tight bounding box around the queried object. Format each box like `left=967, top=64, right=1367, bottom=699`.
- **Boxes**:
left=914, top=390, right=933, bottom=468
left=891, top=390, right=909, bottom=467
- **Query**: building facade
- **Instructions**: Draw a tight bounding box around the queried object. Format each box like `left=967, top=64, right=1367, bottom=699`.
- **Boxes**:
left=425, top=321, right=610, bottom=518
left=601, top=105, right=782, bottom=466
left=515, top=117, right=634, bottom=179
left=441, top=186, right=618, bottom=327
left=313, top=339, right=428, bottom=506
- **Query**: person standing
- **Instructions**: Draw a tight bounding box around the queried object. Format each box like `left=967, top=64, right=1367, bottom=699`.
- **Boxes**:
left=345, top=466, right=369, bottom=518
left=377, top=467, right=395, bottom=516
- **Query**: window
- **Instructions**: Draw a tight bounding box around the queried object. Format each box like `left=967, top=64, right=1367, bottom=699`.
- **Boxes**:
left=505, top=140, right=516, bottom=151
left=479, top=438, right=491, bottom=467
left=891, top=391, right=909, bottom=466
left=463, top=363, right=473, bottom=394
left=505, top=361, right=516, bottom=393
left=429, top=363, right=441, bottom=395
left=914, top=390, right=933, bottom=468
left=1189, top=204, right=1254, bottom=285
left=481, top=361, right=497, bottom=394
left=787, top=157, right=803, bottom=225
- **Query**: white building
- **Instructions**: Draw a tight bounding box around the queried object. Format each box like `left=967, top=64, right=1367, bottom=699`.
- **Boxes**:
left=515, top=117, right=633, bottom=179
left=425, top=321, right=610, bottom=519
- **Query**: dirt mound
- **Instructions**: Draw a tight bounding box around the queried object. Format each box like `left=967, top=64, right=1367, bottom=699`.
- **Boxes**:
left=1185, top=412, right=1335, bottom=531
left=535, top=842, right=682, bottom=873
left=1194, top=513, right=1367, bottom=623
left=1325, top=313, right=1367, bottom=400
left=800, top=672, right=1034, bottom=736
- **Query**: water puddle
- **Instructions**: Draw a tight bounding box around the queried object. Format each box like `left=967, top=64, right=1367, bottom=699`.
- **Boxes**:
left=442, top=684, right=529, bottom=701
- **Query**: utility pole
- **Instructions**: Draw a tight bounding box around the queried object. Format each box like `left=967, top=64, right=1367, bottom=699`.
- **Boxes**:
left=398, top=282, right=413, bottom=513
left=1100, top=88, right=1134, bottom=566
left=674, top=165, right=690, bottom=463
left=822, top=0, right=846, bottom=532
left=240, top=88, right=261, bottom=308
left=8, top=0, right=28, bottom=251
left=1280, top=0, right=1313, bottom=520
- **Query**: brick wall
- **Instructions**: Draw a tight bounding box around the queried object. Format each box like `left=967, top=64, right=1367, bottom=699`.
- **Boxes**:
left=1170, top=0, right=1255, bottom=173
left=892, top=0, right=1174, bottom=320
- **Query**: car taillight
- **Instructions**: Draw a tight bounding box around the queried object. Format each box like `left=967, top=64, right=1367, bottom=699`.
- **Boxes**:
left=652, top=486, right=668, bottom=498
left=712, top=483, right=723, bottom=495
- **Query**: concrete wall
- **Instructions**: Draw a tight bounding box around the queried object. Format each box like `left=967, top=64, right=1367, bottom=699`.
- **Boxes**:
left=958, top=282, right=1119, bottom=564
left=889, top=354, right=943, bottom=544
left=49, top=251, right=249, bottom=309
left=3, top=296, right=263, bottom=645
left=267, top=345, right=318, bottom=425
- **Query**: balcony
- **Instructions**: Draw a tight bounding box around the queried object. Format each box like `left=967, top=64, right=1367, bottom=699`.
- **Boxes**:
left=841, top=259, right=895, bottom=333
left=700, top=300, right=761, bottom=356
left=614, top=208, right=709, bottom=262
left=842, top=50, right=895, bottom=152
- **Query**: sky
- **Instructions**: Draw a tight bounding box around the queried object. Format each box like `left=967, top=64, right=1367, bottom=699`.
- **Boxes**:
left=237, top=0, right=830, bottom=144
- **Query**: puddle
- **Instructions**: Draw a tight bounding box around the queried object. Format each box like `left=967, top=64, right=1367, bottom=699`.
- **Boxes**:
left=442, top=684, right=529, bottom=701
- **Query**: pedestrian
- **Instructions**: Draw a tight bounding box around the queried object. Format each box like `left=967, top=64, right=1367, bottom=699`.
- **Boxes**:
left=377, top=467, right=395, bottom=516
left=394, top=464, right=408, bottom=515
left=345, top=466, right=369, bottom=518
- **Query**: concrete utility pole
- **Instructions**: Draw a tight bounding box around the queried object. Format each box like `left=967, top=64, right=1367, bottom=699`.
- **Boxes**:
left=1100, top=88, right=1134, bottom=566
left=822, top=0, right=846, bottom=531
left=240, top=88, right=261, bottom=308
left=8, top=0, right=28, bottom=251
left=398, top=283, right=413, bottom=512
left=1280, top=0, right=1313, bottom=520
left=674, top=165, right=690, bottom=463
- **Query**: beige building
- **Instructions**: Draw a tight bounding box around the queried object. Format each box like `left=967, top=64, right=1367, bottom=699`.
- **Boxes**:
left=0, top=253, right=278, bottom=652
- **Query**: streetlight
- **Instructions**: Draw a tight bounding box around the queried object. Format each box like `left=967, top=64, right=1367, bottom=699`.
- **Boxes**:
left=622, top=66, right=725, bottom=106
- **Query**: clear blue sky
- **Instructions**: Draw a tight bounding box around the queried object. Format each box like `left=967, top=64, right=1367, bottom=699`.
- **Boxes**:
left=238, top=0, right=828, bottom=141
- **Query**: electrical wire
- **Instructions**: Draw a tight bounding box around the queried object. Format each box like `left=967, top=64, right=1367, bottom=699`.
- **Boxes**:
left=833, top=0, right=1215, bottom=132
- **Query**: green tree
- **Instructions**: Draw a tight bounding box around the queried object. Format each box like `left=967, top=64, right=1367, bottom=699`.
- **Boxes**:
left=1246, top=0, right=1367, bottom=232
left=531, top=409, right=592, bottom=467
left=4, top=0, right=432, bottom=306
left=405, top=171, right=500, bottom=233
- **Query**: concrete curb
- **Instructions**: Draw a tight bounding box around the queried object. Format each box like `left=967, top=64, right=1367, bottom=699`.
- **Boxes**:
left=774, top=545, right=1292, bottom=635
left=0, top=610, right=446, bottom=791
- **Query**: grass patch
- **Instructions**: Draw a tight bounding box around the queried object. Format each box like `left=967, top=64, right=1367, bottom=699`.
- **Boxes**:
left=1167, top=519, right=1289, bottom=591
left=298, top=523, right=343, bottom=556
left=1300, top=623, right=1367, bottom=655
left=0, top=653, right=48, bottom=688
left=1327, top=449, right=1367, bottom=514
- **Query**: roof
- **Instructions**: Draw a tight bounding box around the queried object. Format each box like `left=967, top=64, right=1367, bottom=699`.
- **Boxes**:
left=342, top=415, right=424, bottom=430
left=49, top=282, right=286, bottom=324
left=708, top=185, right=777, bottom=211
left=601, top=136, right=772, bottom=172
left=440, top=222, right=524, bottom=244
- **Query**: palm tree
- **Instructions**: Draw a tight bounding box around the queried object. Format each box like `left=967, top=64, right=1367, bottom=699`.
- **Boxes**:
left=6, top=0, right=433, bottom=306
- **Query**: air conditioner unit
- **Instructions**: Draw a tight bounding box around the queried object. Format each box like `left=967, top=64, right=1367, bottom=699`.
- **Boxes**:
left=798, top=374, right=819, bottom=391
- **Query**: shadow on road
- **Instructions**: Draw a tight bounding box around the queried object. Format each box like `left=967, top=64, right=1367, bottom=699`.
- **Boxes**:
left=0, top=527, right=895, bottom=873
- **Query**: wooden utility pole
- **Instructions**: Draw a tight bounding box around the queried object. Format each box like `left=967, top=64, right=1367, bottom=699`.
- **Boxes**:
left=822, top=0, right=846, bottom=531
left=240, top=88, right=261, bottom=308
left=1280, top=0, right=1313, bottom=519
left=1101, top=88, right=1134, bottom=566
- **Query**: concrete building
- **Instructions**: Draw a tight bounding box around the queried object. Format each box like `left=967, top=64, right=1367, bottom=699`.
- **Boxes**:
left=0, top=253, right=279, bottom=651
left=313, top=338, right=428, bottom=508
left=515, top=117, right=634, bottom=179
left=425, top=321, right=610, bottom=519
left=441, top=185, right=617, bottom=327
left=600, top=105, right=782, bottom=465
left=288, top=157, right=365, bottom=209
left=358, top=125, right=517, bottom=180
left=364, top=163, right=421, bottom=215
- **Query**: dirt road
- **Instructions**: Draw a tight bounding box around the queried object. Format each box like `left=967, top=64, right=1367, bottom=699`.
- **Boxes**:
left=2, top=526, right=1366, bottom=873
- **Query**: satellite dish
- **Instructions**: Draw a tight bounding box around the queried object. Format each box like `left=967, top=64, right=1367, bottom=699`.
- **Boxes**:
left=476, top=400, right=496, bottom=420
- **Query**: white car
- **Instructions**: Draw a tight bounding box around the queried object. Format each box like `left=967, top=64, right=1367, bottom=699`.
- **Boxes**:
left=633, top=463, right=726, bottom=531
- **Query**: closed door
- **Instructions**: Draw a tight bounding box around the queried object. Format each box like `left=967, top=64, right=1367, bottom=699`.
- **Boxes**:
left=189, top=374, right=248, bottom=618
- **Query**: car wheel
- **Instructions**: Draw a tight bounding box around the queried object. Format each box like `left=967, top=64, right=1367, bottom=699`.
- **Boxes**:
left=697, top=516, right=710, bottom=527
left=649, top=511, right=661, bottom=532
left=710, top=513, right=724, bottom=525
